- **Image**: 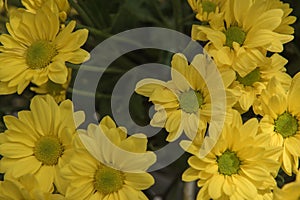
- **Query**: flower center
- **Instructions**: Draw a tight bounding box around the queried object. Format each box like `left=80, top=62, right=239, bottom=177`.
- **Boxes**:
left=225, top=26, right=246, bottom=48
left=275, top=112, right=298, bottom=138
left=236, top=68, right=260, bottom=86
left=217, top=150, right=240, bottom=175
left=179, top=90, right=203, bottom=113
left=26, top=40, right=57, bottom=69
left=202, top=1, right=217, bottom=13
left=94, top=165, right=124, bottom=195
left=34, top=136, right=63, bottom=165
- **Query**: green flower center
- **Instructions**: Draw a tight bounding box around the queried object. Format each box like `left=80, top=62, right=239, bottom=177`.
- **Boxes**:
left=225, top=26, right=246, bottom=48
left=94, top=165, right=124, bottom=195
left=34, top=136, right=63, bottom=165
left=46, top=81, right=64, bottom=95
left=236, top=68, right=260, bottom=86
left=179, top=90, right=203, bottom=113
left=202, top=1, right=217, bottom=13
left=217, top=150, right=240, bottom=175
left=275, top=112, right=298, bottom=138
left=26, top=40, right=57, bottom=69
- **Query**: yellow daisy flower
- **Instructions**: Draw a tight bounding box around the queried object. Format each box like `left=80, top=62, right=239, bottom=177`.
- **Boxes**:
left=258, top=73, right=300, bottom=175
left=62, top=116, right=156, bottom=200
left=30, top=68, right=72, bottom=103
left=187, top=0, right=227, bottom=23
left=192, top=0, right=294, bottom=77
left=0, top=95, right=85, bottom=193
left=182, top=110, right=281, bottom=199
left=0, top=1, right=89, bottom=95
left=0, top=174, right=64, bottom=200
left=229, top=53, right=291, bottom=113
left=21, top=0, right=70, bottom=22
left=266, top=0, right=297, bottom=34
left=274, top=170, right=300, bottom=200
left=135, top=53, right=236, bottom=143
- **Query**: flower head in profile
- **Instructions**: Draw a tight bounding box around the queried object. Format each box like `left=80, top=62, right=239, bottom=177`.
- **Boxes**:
left=229, top=53, right=291, bottom=113
left=0, top=174, right=64, bottom=200
left=274, top=170, right=300, bottom=200
left=182, top=110, right=281, bottom=199
left=266, top=0, right=297, bottom=35
left=30, top=68, right=72, bottom=103
left=0, top=1, right=89, bottom=95
left=135, top=53, right=235, bottom=143
left=0, top=95, right=85, bottom=193
left=187, top=0, right=227, bottom=23
left=21, top=0, right=70, bottom=22
left=257, top=73, right=300, bottom=175
left=62, top=116, right=156, bottom=200
left=192, top=0, right=294, bottom=77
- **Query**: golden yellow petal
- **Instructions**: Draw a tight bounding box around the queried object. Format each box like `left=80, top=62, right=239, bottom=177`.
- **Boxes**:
left=208, top=175, right=224, bottom=199
left=7, top=156, right=41, bottom=178
left=0, top=143, right=33, bottom=158
left=120, top=134, right=147, bottom=153
left=135, top=78, right=167, bottom=97
left=35, top=165, right=55, bottom=192
left=182, top=167, right=199, bottom=182
left=287, top=72, right=300, bottom=114
left=124, top=172, right=154, bottom=190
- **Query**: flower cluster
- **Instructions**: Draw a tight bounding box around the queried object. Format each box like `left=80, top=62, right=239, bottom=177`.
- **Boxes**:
left=134, top=0, right=299, bottom=199
left=0, top=1, right=156, bottom=199
left=0, top=0, right=89, bottom=102
left=0, top=0, right=299, bottom=199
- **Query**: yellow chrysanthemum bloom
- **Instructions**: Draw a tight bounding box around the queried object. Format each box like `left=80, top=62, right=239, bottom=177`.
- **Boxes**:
left=62, top=116, right=156, bottom=200
left=274, top=170, right=300, bottom=200
left=265, top=0, right=297, bottom=34
left=21, top=0, right=70, bottom=22
left=187, top=0, right=227, bottom=22
left=192, top=0, right=294, bottom=77
left=0, top=95, right=85, bottom=193
left=135, top=53, right=236, bottom=143
left=0, top=174, right=64, bottom=200
left=0, top=1, right=89, bottom=95
left=229, top=53, right=291, bottom=113
left=182, top=110, right=281, bottom=199
left=257, top=73, right=300, bottom=175
left=30, top=68, right=72, bottom=103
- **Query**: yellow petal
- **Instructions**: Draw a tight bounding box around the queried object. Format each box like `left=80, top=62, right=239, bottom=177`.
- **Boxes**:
left=124, top=172, right=154, bottom=190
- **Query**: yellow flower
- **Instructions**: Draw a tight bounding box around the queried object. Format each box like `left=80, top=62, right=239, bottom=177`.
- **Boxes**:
left=0, top=1, right=89, bottom=95
left=229, top=53, right=291, bottom=113
left=192, top=0, right=294, bottom=77
left=274, top=170, right=300, bottom=200
left=182, top=110, right=281, bottom=199
left=62, top=116, right=156, bottom=200
left=135, top=53, right=236, bottom=143
left=30, top=68, right=72, bottom=103
left=187, top=0, right=227, bottom=22
left=266, top=0, right=297, bottom=34
left=0, top=174, right=64, bottom=200
left=258, top=73, right=300, bottom=175
left=0, top=95, right=85, bottom=193
left=21, top=0, right=70, bottom=22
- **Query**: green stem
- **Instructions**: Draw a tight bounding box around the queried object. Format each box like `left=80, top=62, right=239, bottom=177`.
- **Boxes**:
left=76, top=24, right=111, bottom=39
left=153, top=2, right=171, bottom=28
left=76, top=24, right=143, bottom=48
left=183, top=182, right=195, bottom=200
left=69, top=0, right=94, bottom=27
left=179, top=13, right=195, bottom=24
left=172, top=0, right=183, bottom=31
left=66, top=63, right=126, bottom=74
left=67, top=88, right=111, bottom=99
